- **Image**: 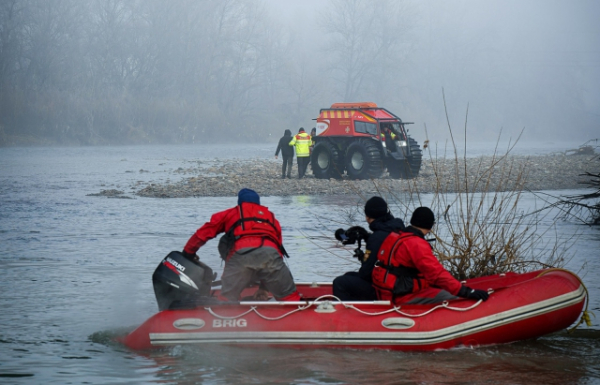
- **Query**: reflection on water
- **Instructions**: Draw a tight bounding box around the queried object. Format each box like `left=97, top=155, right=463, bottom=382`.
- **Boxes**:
left=1, top=145, right=599, bottom=384
left=132, top=330, right=600, bottom=385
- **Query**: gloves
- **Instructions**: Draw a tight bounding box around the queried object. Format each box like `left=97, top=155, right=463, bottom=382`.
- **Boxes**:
left=457, top=285, right=489, bottom=301
left=181, top=250, right=199, bottom=263
left=352, top=247, right=365, bottom=262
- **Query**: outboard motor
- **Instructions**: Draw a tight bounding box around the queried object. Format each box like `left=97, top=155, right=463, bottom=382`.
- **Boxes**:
left=152, top=251, right=215, bottom=311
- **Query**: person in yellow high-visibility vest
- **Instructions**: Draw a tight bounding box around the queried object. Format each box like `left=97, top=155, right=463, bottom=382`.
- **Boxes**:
left=289, top=127, right=312, bottom=179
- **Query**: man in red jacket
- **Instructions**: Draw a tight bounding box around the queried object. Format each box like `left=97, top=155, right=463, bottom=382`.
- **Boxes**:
left=182, top=188, right=301, bottom=302
left=372, top=207, right=489, bottom=304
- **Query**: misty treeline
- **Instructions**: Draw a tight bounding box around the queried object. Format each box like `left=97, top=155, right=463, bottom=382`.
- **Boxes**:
left=0, top=0, right=413, bottom=145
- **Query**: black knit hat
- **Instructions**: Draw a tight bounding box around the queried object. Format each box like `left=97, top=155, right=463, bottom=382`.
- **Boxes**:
left=410, top=207, right=435, bottom=230
left=364, top=196, right=389, bottom=219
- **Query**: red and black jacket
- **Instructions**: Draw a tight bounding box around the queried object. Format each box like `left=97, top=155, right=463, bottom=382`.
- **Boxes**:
left=372, top=231, right=429, bottom=301
left=371, top=227, right=462, bottom=302
left=184, top=202, right=284, bottom=260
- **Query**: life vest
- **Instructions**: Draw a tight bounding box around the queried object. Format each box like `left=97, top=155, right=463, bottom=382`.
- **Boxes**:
left=217, top=202, right=286, bottom=260
left=371, top=231, right=429, bottom=301
left=289, top=132, right=312, bottom=157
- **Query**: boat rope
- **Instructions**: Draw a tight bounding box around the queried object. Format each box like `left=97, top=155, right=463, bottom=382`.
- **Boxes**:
left=312, top=295, right=405, bottom=316
left=205, top=303, right=313, bottom=321
left=205, top=306, right=256, bottom=320
left=535, top=268, right=594, bottom=332
left=203, top=269, right=590, bottom=326
left=204, top=293, right=485, bottom=321
left=345, top=299, right=483, bottom=317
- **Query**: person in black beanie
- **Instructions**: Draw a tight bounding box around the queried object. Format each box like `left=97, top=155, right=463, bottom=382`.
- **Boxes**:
left=409, top=207, right=436, bottom=230
left=371, top=206, right=490, bottom=304
left=332, top=196, right=405, bottom=301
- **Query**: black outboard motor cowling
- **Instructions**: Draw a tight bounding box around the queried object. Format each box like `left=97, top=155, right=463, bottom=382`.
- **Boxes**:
left=152, top=251, right=214, bottom=311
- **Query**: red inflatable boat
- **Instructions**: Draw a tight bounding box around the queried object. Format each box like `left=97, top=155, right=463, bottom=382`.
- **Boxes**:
left=122, top=259, right=587, bottom=351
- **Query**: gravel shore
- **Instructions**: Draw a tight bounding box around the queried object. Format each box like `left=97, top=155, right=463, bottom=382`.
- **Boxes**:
left=124, top=153, right=599, bottom=199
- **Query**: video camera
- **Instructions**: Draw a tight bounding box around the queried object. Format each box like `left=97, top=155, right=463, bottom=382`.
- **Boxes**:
left=335, top=226, right=371, bottom=245
left=334, top=226, right=371, bottom=261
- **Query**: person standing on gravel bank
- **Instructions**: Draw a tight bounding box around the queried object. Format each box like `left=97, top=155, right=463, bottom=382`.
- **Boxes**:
left=309, top=127, right=317, bottom=153
left=275, top=129, right=294, bottom=179
left=289, top=127, right=312, bottom=178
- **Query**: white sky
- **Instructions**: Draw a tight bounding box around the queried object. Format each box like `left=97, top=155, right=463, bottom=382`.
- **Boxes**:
left=264, top=0, right=600, bottom=144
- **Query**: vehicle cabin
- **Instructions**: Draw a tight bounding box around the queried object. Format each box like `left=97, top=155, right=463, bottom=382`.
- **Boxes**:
left=315, top=102, right=409, bottom=146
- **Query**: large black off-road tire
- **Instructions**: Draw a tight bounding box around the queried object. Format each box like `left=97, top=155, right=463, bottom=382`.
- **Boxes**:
left=345, top=139, right=384, bottom=180
left=311, top=141, right=344, bottom=179
left=387, top=136, right=422, bottom=179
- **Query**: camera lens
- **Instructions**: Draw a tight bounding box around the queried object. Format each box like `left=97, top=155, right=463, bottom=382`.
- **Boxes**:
left=334, top=228, right=347, bottom=241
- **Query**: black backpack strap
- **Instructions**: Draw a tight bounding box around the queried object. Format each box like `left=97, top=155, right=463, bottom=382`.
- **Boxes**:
left=374, top=261, right=420, bottom=278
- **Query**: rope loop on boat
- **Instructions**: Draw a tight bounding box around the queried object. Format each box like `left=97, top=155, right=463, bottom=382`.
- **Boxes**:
left=346, top=299, right=483, bottom=317
left=205, top=306, right=256, bottom=320
left=204, top=294, right=484, bottom=321
left=310, top=295, right=482, bottom=316
left=344, top=305, right=401, bottom=316
left=203, top=268, right=590, bottom=327
left=310, top=295, right=401, bottom=316
left=205, top=302, right=313, bottom=321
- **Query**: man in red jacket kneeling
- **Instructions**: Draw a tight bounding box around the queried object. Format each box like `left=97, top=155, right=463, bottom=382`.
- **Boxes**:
left=182, top=188, right=301, bottom=302
left=372, top=207, right=490, bottom=305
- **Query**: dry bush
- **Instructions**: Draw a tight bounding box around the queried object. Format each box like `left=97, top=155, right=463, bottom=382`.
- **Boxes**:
left=426, top=146, right=571, bottom=280
left=370, top=142, right=574, bottom=279
left=363, top=100, right=576, bottom=279
left=535, top=170, right=600, bottom=226
left=534, top=142, right=600, bottom=225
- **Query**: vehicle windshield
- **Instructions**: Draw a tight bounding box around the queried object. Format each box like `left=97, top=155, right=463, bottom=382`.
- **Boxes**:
left=380, top=122, right=405, bottom=137
left=390, top=122, right=405, bottom=136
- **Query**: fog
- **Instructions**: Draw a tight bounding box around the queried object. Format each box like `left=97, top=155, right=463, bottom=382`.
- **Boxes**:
left=1, top=0, right=598, bottom=146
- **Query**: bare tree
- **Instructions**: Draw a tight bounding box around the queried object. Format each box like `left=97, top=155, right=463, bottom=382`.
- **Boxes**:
left=0, top=0, right=26, bottom=136
left=0, top=0, right=23, bottom=90
left=535, top=143, right=600, bottom=226
left=319, top=0, right=412, bottom=101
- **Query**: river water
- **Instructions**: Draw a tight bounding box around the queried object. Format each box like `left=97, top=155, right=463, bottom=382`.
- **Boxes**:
left=1, top=143, right=599, bottom=385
